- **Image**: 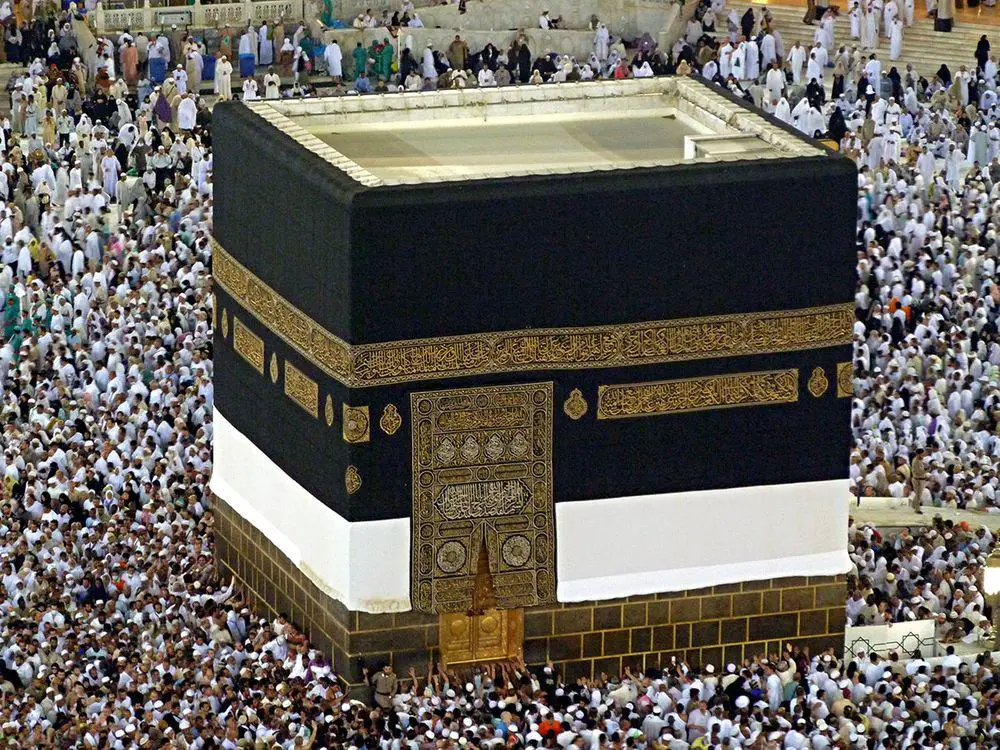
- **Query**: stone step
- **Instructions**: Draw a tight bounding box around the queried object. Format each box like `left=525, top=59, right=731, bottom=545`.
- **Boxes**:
left=415, top=0, right=605, bottom=33
left=714, top=1, right=984, bottom=75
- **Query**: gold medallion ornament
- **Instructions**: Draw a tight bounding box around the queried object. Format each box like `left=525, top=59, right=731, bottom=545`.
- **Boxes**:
left=220, top=308, right=229, bottom=338
left=379, top=403, right=402, bottom=436
left=836, top=362, right=853, bottom=398
left=345, top=465, right=362, bottom=495
left=324, top=396, right=335, bottom=426
left=808, top=367, right=829, bottom=398
left=563, top=389, right=588, bottom=420
left=342, top=405, right=370, bottom=443
left=269, top=354, right=279, bottom=383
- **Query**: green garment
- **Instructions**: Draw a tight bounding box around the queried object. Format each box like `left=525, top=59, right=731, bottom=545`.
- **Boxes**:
left=352, top=44, right=367, bottom=79
left=375, top=41, right=394, bottom=80
left=367, top=42, right=381, bottom=76
left=301, top=37, right=315, bottom=61
left=321, top=0, right=336, bottom=26
left=2, top=294, right=19, bottom=340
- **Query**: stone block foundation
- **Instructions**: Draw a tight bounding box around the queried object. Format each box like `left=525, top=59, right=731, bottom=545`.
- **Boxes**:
left=213, top=495, right=846, bottom=684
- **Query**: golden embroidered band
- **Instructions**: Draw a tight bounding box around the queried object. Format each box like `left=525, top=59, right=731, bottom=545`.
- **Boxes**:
left=597, top=369, right=800, bottom=419
left=214, top=240, right=853, bottom=388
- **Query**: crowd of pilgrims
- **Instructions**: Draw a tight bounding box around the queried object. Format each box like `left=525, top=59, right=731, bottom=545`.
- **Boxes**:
left=309, top=0, right=944, bottom=97
left=846, top=516, right=999, bottom=640
left=1, top=0, right=1000, bottom=747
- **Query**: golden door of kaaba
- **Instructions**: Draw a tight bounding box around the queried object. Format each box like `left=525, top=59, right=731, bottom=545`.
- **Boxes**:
left=438, top=542, right=525, bottom=665
left=411, top=382, right=555, bottom=658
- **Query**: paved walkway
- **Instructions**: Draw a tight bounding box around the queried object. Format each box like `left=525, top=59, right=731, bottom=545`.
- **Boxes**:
left=750, top=0, right=1000, bottom=27
left=849, top=496, right=1000, bottom=531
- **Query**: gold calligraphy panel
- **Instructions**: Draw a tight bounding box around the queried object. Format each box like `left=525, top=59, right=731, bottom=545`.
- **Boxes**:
left=411, top=383, right=554, bottom=614
left=284, top=361, right=319, bottom=417
left=232, top=316, right=265, bottom=374
left=213, top=240, right=853, bottom=389
left=597, top=369, right=799, bottom=419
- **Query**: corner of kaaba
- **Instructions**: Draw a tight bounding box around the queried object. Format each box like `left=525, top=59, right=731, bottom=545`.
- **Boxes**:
left=209, top=77, right=855, bottom=684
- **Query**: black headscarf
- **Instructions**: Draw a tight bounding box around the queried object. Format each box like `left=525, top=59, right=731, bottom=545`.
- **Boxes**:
left=828, top=107, right=847, bottom=142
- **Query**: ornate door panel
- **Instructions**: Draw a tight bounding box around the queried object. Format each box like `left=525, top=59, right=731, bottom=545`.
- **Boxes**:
left=411, top=383, right=555, bottom=613
left=439, top=609, right=524, bottom=666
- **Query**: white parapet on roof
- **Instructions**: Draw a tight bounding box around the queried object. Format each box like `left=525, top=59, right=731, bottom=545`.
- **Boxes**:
left=245, top=78, right=826, bottom=186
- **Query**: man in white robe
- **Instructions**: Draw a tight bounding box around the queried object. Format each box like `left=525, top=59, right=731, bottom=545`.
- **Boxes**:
left=241, top=77, right=258, bottom=100
left=760, top=32, right=776, bottom=68
left=685, top=17, right=701, bottom=45
left=765, top=61, right=784, bottom=101
left=745, top=37, right=759, bottom=79
left=807, top=52, right=823, bottom=83
left=915, top=145, right=936, bottom=186
left=239, top=27, right=258, bottom=64
left=812, top=41, right=829, bottom=68
left=945, top=144, right=962, bottom=189
left=719, top=40, right=734, bottom=79
left=787, top=41, right=806, bottom=84
left=819, top=12, right=835, bottom=49
left=172, top=64, right=188, bottom=94
left=864, top=54, right=882, bottom=86
left=984, top=56, right=997, bottom=83
left=421, top=44, right=437, bottom=81
left=324, top=40, right=343, bottom=81
left=883, top=0, right=898, bottom=37
left=730, top=40, right=746, bottom=81
left=215, top=56, right=233, bottom=100
left=258, top=22, right=273, bottom=66
left=864, top=2, right=878, bottom=49
left=594, top=23, right=610, bottom=61
left=177, top=93, right=196, bottom=132
left=889, top=18, right=903, bottom=61
left=956, top=67, right=971, bottom=106
left=883, top=128, right=901, bottom=163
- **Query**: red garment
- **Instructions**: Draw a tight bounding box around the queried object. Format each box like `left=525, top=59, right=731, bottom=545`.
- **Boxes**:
left=538, top=720, right=560, bottom=737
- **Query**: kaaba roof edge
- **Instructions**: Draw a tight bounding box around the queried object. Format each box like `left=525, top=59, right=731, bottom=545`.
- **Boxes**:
left=240, top=77, right=828, bottom=187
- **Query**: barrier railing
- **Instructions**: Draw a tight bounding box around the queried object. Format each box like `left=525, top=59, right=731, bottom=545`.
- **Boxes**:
left=91, top=0, right=306, bottom=32
left=844, top=620, right=939, bottom=661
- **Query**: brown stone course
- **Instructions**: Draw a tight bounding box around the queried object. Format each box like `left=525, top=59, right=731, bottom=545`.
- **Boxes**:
left=522, top=575, right=847, bottom=678
left=214, top=494, right=847, bottom=682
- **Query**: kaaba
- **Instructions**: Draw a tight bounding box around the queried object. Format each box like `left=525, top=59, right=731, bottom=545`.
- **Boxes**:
left=210, top=78, right=854, bottom=682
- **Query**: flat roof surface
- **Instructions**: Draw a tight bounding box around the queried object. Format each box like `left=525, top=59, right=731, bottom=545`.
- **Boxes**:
left=309, top=112, right=709, bottom=182
left=245, top=78, right=828, bottom=186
